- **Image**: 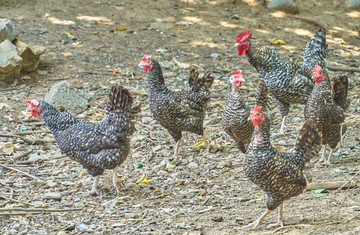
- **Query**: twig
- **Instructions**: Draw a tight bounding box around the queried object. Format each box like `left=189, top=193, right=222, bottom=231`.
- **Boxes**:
left=12, top=150, right=33, bottom=162
left=346, top=213, right=360, bottom=223
left=0, top=208, right=82, bottom=212
left=335, top=170, right=360, bottom=193
left=271, top=224, right=313, bottom=234
left=288, top=15, right=327, bottom=30
left=0, top=164, right=44, bottom=182
left=327, top=65, right=360, bottom=73
left=306, top=181, right=357, bottom=191
left=0, top=196, right=33, bottom=206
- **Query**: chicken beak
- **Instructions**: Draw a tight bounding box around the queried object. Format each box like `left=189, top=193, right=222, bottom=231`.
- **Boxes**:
left=138, top=62, right=144, bottom=69
left=247, top=115, right=253, bottom=121
left=235, top=42, right=240, bottom=47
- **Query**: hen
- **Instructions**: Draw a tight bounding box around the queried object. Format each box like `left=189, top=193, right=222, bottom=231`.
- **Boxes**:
left=235, top=29, right=327, bottom=135
left=27, top=86, right=137, bottom=194
left=222, top=71, right=269, bottom=153
left=304, top=65, right=349, bottom=164
left=243, top=83, right=321, bottom=229
left=139, top=55, right=214, bottom=157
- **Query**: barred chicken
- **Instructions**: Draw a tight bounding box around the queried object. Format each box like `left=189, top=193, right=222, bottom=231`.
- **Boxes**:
left=27, top=86, right=137, bottom=195
left=139, top=55, right=214, bottom=157
left=222, top=71, right=268, bottom=153
left=304, top=65, right=349, bottom=164
left=243, top=83, right=321, bottom=229
left=235, top=29, right=327, bottom=135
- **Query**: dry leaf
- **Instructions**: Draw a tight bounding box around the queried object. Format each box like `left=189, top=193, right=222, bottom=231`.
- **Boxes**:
left=115, top=26, right=127, bottom=31
left=269, top=38, right=286, bottom=45
left=178, top=39, right=189, bottom=43
left=136, top=174, right=154, bottom=185
left=192, top=141, right=205, bottom=148
left=179, top=26, right=188, bottom=30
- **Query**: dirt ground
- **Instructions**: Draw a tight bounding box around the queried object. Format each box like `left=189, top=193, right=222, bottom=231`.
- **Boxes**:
left=1, top=0, right=360, bottom=234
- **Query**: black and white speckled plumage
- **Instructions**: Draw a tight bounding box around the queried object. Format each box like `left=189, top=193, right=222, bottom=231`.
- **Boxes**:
left=145, top=58, right=214, bottom=143
left=244, top=29, right=327, bottom=118
left=245, top=113, right=321, bottom=211
left=38, top=86, right=135, bottom=177
left=300, top=28, right=327, bottom=78
left=304, top=74, right=348, bottom=151
left=222, top=79, right=269, bottom=153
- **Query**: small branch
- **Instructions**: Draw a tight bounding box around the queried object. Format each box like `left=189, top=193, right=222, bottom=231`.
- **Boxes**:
left=306, top=181, right=357, bottom=191
left=0, top=208, right=82, bottom=212
left=335, top=170, right=360, bottom=193
left=288, top=15, right=327, bottom=30
left=0, top=196, right=33, bottom=206
left=327, top=65, right=360, bottom=73
left=0, top=164, right=44, bottom=182
left=12, top=150, right=33, bottom=162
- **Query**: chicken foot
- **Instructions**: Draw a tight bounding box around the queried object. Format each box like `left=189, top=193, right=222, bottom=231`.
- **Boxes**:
left=202, top=134, right=210, bottom=154
left=267, top=203, right=285, bottom=228
left=113, top=167, right=120, bottom=195
left=318, top=145, right=327, bottom=163
left=173, top=139, right=183, bottom=158
left=242, top=209, right=271, bottom=230
left=89, top=176, right=99, bottom=195
left=277, top=116, right=287, bottom=136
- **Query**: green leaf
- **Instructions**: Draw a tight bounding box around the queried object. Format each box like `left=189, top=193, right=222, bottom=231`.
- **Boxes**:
left=133, top=163, right=146, bottom=169
left=19, top=125, right=29, bottom=132
left=312, top=189, right=329, bottom=194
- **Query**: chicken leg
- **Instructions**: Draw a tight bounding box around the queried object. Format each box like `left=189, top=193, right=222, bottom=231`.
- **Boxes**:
left=89, top=176, right=99, bottom=195
left=277, top=116, right=287, bottom=135
left=267, top=203, right=285, bottom=228
left=323, top=148, right=333, bottom=165
left=113, top=167, right=120, bottom=195
left=202, top=134, right=210, bottom=154
left=242, top=209, right=272, bottom=230
left=318, top=145, right=327, bottom=163
left=173, top=139, right=182, bottom=157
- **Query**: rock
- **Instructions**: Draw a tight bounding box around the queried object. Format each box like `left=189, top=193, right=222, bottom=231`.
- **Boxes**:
left=14, top=39, right=45, bottom=72
left=0, top=39, right=22, bottom=83
left=348, top=0, right=360, bottom=9
left=0, top=19, right=18, bottom=42
left=43, top=192, right=63, bottom=201
left=267, top=0, right=298, bottom=14
left=43, top=81, right=90, bottom=113
left=187, top=162, right=198, bottom=168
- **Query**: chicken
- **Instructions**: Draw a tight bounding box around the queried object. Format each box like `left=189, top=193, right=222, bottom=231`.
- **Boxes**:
left=222, top=71, right=269, bottom=153
left=304, top=65, right=349, bottom=164
left=242, top=84, right=321, bottom=229
left=27, top=86, right=137, bottom=195
left=139, top=55, right=214, bottom=157
left=235, top=29, right=327, bottom=135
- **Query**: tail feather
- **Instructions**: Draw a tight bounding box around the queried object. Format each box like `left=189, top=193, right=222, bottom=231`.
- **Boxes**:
left=188, top=69, right=214, bottom=90
left=106, top=86, right=133, bottom=113
left=302, top=28, right=327, bottom=71
left=333, top=74, right=349, bottom=111
left=293, top=119, right=321, bottom=164
left=255, top=79, right=271, bottom=111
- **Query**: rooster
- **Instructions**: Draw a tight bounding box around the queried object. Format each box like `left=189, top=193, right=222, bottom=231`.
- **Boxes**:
left=235, top=29, right=327, bottom=135
left=139, top=55, right=214, bottom=157
left=242, top=81, right=321, bottom=229
left=27, top=86, right=137, bottom=195
left=304, top=65, right=349, bottom=164
left=222, top=71, right=269, bottom=153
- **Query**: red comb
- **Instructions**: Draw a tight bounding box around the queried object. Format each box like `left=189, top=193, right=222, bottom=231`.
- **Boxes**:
left=312, top=65, right=322, bottom=75
left=250, top=106, right=262, bottom=116
left=27, top=100, right=31, bottom=104
left=142, top=54, right=152, bottom=61
left=236, top=30, right=252, bottom=43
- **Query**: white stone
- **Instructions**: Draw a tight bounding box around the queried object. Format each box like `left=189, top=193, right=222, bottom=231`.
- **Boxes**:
left=0, top=19, right=18, bottom=42
left=0, top=39, right=22, bottom=83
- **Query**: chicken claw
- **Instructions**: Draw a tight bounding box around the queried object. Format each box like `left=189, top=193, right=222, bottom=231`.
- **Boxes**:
left=242, top=209, right=271, bottom=230
left=88, top=176, right=99, bottom=195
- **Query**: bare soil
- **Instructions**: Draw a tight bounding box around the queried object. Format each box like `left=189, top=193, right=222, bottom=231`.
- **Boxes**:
left=0, top=0, right=359, bottom=234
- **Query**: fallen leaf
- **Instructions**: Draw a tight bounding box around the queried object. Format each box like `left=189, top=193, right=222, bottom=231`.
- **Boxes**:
left=312, top=189, right=329, bottom=194
left=136, top=174, right=154, bottom=185
left=115, top=26, right=127, bottom=31
left=79, top=169, right=85, bottom=177
left=179, top=26, right=188, bottom=30
left=192, top=141, right=205, bottom=148
left=178, top=39, right=189, bottom=43
left=63, top=32, right=74, bottom=39
left=275, top=146, right=281, bottom=150
left=269, top=38, right=286, bottom=45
